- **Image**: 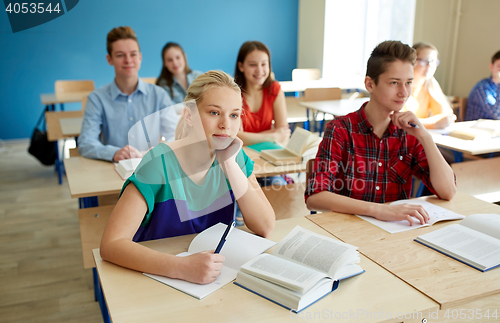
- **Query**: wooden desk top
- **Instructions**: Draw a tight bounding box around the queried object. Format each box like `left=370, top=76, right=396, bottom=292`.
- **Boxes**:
left=93, top=217, right=438, bottom=323
left=40, top=91, right=91, bottom=105
left=64, top=157, right=123, bottom=198
left=299, top=98, right=369, bottom=116
left=279, top=78, right=365, bottom=93
left=64, top=149, right=306, bottom=198
left=431, top=133, right=500, bottom=155
left=307, top=192, right=500, bottom=309
left=243, top=147, right=308, bottom=178
left=429, top=121, right=500, bottom=155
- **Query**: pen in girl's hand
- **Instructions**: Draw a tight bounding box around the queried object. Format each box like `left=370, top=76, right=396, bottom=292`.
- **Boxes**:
left=409, top=122, right=419, bottom=129
left=214, top=221, right=235, bottom=254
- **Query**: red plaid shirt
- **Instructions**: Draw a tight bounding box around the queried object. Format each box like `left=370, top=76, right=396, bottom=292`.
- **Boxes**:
left=305, top=103, right=437, bottom=203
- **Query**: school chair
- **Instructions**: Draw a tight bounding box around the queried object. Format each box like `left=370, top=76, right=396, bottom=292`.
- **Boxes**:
left=450, top=96, right=468, bottom=122
left=284, top=96, right=308, bottom=131
left=55, top=79, right=95, bottom=109
left=79, top=205, right=113, bottom=322
left=141, top=77, right=157, bottom=85
left=47, top=94, right=88, bottom=184
left=303, top=87, right=342, bottom=135
left=451, top=157, right=500, bottom=204
left=262, top=182, right=309, bottom=220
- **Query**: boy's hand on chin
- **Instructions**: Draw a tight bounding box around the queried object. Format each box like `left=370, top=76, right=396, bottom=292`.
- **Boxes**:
left=391, top=111, right=424, bottom=138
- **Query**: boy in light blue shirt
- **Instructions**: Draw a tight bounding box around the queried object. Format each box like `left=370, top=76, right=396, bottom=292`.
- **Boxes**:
left=79, top=26, right=178, bottom=162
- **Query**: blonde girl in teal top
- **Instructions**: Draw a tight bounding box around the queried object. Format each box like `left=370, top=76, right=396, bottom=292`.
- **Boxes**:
left=100, top=70, right=275, bottom=284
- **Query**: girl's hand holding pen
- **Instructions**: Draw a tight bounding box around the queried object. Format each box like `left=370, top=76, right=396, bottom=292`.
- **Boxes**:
left=177, top=251, right=225, bottom=285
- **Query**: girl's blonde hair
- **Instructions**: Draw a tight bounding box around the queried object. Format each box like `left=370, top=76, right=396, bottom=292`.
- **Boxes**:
left=175, top=70, right=241, bottom=140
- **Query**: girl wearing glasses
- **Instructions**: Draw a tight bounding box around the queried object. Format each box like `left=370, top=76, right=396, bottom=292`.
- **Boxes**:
left=404, top=42, right=456, bottom=129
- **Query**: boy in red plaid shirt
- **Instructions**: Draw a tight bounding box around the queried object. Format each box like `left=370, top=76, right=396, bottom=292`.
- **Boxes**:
left=305, top=41, right=456, bottom=226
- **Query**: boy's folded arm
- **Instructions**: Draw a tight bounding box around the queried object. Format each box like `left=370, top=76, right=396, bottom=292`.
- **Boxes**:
left=416, top=132, right=457, bottom=201
left=306, top=191, right=429, bottom=225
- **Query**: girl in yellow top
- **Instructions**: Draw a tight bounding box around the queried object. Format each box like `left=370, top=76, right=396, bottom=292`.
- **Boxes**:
left=404, top=42, right=456, bottom=129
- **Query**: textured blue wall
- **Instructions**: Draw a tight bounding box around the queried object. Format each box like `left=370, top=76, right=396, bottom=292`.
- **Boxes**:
left=0, top=0, right=298, bottom=139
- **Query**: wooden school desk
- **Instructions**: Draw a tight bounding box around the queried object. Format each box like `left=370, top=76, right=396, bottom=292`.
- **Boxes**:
left=93, top=216, right=438, bottom=323
left=307, top=192, right=500, bottom=314
left=46, top=111, right=84, bottom=184
left=299, top=97, right=369, bottom=117
left=40, top=91, right=90, bottom=110
left=279, top=78, right=365, bottom=94
left=243, top=147, right=308, bottom=177
left=429, top=122, right=500, bottom=162
left=64, top=148, right=307, bottom=202
left=41, top=91, right=89, bottom=184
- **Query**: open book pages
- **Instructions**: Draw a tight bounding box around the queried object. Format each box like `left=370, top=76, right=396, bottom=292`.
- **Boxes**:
left=415, top=214, right=500, bottom=271
left=447, top=119, right=500, bottom=140
left=236, top=271, right=336, bottom=313
left=260, top=127, right=320, bottom=165
left=471, top=119, right=500, bottom=136
left=356, top=199, right=465, bottom=234
left=114, top=157, right=142, bottom=180
left=234, top=226, right=363, bottom=312
left=271, top=226, right=362, bottom=281
left=144, top=223, right=276, bottom=299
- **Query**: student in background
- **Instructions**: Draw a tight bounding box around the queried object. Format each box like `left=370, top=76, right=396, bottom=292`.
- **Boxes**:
left=404, top=42, right=456, bottom=129
left=234, top=41, right=290, bottom=146
left=305, top=41, right=456, bottom=226
left=79, top=26, right=178, bottom=162
left=156, top=42, right=203, bottom=107
left=100, top=71, right=275, bottom=284
left=465, top=50, right=500, bottom=121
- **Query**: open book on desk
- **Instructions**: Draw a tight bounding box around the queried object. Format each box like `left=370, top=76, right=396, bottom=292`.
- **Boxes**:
left=447, top=119, right=500, bottom=140
left=234, top=226, right=364, bottom=313
left=356, top=199, right=465, bottom=234
left=260, top=127, right=320, bottom=165
left=144, top=223, right=276, bottom=299
left=415, top=213, right=500, bottom=272
left=114, top=157, right=142, bottom=180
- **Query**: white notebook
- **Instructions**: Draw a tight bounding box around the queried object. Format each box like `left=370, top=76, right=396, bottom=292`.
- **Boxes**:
left=356, top=199, right=465, bottom=234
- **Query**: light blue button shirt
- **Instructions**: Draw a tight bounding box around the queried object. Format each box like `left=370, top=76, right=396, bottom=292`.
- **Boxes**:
left=158, top=70, right=203, bottom=104
left=78, top=79, right=179, bottom=161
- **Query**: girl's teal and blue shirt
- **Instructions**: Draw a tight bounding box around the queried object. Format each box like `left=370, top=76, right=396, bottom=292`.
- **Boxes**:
left=121, top=143, right=254, bottom=242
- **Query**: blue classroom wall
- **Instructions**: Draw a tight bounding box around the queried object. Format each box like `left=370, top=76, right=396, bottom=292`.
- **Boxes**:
left=0, top=0, right=299, bottom=140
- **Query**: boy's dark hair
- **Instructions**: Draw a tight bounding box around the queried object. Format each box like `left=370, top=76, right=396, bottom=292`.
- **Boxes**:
left=491, top=50, right=500, bottom=64
left=106, top=26, right=140, bottom=56
left=366, top=41, right=416, bottom=84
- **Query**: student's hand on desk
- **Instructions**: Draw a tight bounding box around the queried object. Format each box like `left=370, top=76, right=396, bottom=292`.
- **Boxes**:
left=177, top=251, right=225, bottom=284
left=375, top=203, right=430, bottom=226
left=273, top=126, right=291, bottom=145
left=113, top=145, right=143, bottom=162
